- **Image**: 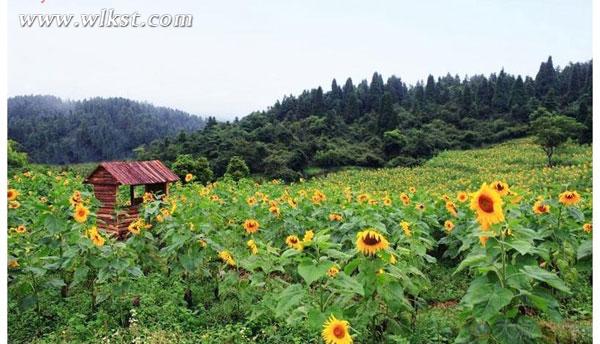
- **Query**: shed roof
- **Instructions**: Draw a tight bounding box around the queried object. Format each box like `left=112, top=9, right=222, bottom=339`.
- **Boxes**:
left=85, top=160, right=179, bottom=185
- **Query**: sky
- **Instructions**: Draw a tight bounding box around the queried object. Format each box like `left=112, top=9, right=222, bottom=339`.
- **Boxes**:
left=8, top=0, right=592, bottom=120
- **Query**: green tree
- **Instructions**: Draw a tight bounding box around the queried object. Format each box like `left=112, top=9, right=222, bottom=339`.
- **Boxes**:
left=171, top=154, right=213, bottom=184
left=8, top=139, right=28, bottom=169
left=530, top=108, right=585, bottom=167
left=225, top=156, right=250, bottom=181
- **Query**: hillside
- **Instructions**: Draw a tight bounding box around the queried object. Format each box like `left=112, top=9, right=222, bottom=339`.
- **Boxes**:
left=7, top=95, right=206, bottom=164
left=137, top=57, right=592, bottom=180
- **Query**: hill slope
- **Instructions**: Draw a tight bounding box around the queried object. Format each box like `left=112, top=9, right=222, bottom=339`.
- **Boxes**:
left=137, top=56, right=592, bottom=180
left=8, top=95, right=206, bottom=164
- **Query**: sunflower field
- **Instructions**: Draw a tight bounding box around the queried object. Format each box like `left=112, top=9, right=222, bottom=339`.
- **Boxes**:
left=7, top=138, right=592, bottom=343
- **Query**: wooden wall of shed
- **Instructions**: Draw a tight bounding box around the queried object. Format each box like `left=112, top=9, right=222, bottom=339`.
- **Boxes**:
left=87, top=167, right=118, bottom=185
left=92, top=183, right=119, bottom=235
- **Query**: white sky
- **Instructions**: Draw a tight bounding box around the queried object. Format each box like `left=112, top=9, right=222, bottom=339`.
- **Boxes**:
left=8, top=0, right=592, bottom=120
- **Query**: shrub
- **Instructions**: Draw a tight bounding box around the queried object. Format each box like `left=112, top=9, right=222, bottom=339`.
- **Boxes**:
left=225, top=156, right=250, bottom=181
left=171, top=154, right=213, bottom=184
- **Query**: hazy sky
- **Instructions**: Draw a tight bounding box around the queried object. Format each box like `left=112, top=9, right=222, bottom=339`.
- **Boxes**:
left=8, top=0, right=592, bottom=120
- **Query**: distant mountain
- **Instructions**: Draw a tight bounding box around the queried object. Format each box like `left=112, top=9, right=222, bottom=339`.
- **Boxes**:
left=8, top=96, right=206, bottom=164
left=137, top=57, right=592, bottom=180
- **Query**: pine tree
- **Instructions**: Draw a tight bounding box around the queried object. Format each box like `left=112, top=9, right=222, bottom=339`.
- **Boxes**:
left=535, top=56, right=557, bottom=98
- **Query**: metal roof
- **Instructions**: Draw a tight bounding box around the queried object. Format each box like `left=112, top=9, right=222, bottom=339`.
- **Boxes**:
left=86, top=160, right=179, bottom=185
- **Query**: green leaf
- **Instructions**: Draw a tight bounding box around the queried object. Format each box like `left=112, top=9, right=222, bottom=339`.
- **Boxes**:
left=44, top=214, right=67, bottom=234
left=455, top=254, right=487, bottom=274
left=520, top=265, right=570, bottom=293
left=330, top=272, right=364, bottom=296
left=567, top=207, right=584, bottom=222
left=577, top=240, right=592, bottom=260
left=275, top=284, right=306, bottom=318
left=474, top=286, right=513, bottom=321
left=298, top=260, right=331, bottom=286
left=72, top=266, right=90, bottom=286
left=504, top=239, right=533, bottom=255
left=46, top=278, right=66, bottom=289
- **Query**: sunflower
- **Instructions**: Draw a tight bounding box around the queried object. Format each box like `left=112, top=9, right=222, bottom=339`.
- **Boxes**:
left=128, top=219, right=146, bottom=235
left=303, top=230, right=315, bottom=243
left=457, top=191, right=468, bottom=203
left=470, top=183, right=504, bottom=230
left=532, top=201, right=550, bottom=215
left=356, top=229, right=389, bottom=255
left=69, top=191, right=82, bottom=206
left=409, top=187, right=416, bottom=193
left=479, top=235, right=489, bottom=247
left=583, top=223, right=592, bottom=233
left=285, top=235, right=303, bottom=250
left=383, top=197, right=392, bottom=206
left=312, top=190, right=326, bottom=204
left=246, top=196, right=258, bottom=207
left=559, top=191, right=581, bottom=206
left=329, top=213, right=343, bottom=222
left=446, top=201, right=458, bottom=217
left=415, top=203, right=425, bottom=211
left=8, top=260, right=19, bottom=269
left=400, top=221, right=411, bottom=237
left=287, top=198, right=298, bottom=208
left=8, top=188, right=19, bottom=201
left=156, top=214, right=164, bottom=223
left=400, top=193, right=410, bottom=205
left=15, top=225, right=27, bottom=234
left=491, top=181, right=509, bottom=196
left=243, top=219, right=260, bottom=234
left=218, top=250, right=236, bottom=266
left=444, top=220, right=455, bottom=232
left=322, top=315, right=352, bottom=344
left=8, top=201, right=20, bottom=209
left=357, top=194, right=369, bottom=203
left=269, top=206, right=281, bottom=217
left=198, top=239, right=207, bottom=248
left=247, top=239, right=258, bottom=255
left=327, top=266, right=340, bottom=278
left=185, top=173, right=194, bottom=182
left=143, top=192, right=154, bottom=203
left=87, top=226, right=105, bottom=247
left=73, top=204, right=90, bottom=223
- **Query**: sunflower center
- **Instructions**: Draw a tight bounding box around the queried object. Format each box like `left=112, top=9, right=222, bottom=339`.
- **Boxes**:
left=363, top=233, right=381, bottom=246
left=333, top=325, right=345, bottom=338
left=496, top=184, right=504, bottom=191
left=566, top=194, right=573, bottom=199
left=478, top=195, right=494, bottom=213
left=290, top=238, right=298, bottom=244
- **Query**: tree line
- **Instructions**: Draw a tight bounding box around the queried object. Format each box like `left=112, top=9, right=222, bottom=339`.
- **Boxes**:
left=136, top=56, right=592, bottom=180
left=8, top=96, right=206, bottom=164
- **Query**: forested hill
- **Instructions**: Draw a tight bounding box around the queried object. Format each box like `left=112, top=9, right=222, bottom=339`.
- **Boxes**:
left=8, top=96, right=206, bottom=164
left=137, top=56, right=592, bottom=180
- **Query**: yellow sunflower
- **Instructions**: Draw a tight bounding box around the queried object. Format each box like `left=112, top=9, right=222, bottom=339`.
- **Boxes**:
left=269, top=206, right=281, bottom=217
left=8, top=188, right=18, bottom=201
left=356, top=229, right=389, bottom=255
left=444, top=220, right=455, bottom=232
left=383, top=197, right=392, bottom=206
left=143, top=192, right=154, bottom=203
left=409, top=187, right=416, bottom=193
left=243, top=219, right=260, bottom=234
left=73, top=204, right=90, bottom=223
left=322, top=315, right=352, bottom=344
left=559, top=191, right=581, bottom=206
left=400, top=221, right=411, bottom=237
left=8, top=201, right=20, bottom=209
left=357, top=194, right=369, bottom=203
left=8, top=260, right=19, bottom=269
left=490, top=181, right=509, bottom=196
left=15, top=225, right=27, bottom=234
left=218, top=250, right=236, bottom=266
left=470, top=183, right=504, bottom=230
left=329, top=213, right=343, bottom=222
left=247, top=239, right=258, bottom=255
left=532, top=201, right=550, bottom=215
left=446, top=201, right=458, bottom=217
left=583, top=223, right=592, bottom=233
left=246, top=196, right=258, bottom=207
left=400, top=193, right=410, bottom=205
left=185, top=173, right=194, bottom=182
left=327, top=265, right=340, bottom=278
left=303, top=230, right=315, bottom=243
left=415, top=203, right=425, bottom=211
left=312, top=190, right=326, bottom=204
left=285, top=235, right=303, bottom=250
left=87, top=226, right=105, bottom=247
left=457, top=191, right=468, bottom=203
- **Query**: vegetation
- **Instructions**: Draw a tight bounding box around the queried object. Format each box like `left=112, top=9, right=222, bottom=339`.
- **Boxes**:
left=8, top=95, right=205, bottom=164
left=171, top=154, right=214, bottom=185
left=136, top=57, right=592, bottom=180
left=7, top=138, right=592, bottom=343
left=530, top=108, right=586, bottom=167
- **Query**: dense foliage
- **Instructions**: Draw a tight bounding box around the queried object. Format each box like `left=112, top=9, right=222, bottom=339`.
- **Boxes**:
left=8, top=138, right=592, bottom=343
left=8, top=95, right=205, bottom=164
left=137, top=57, right=592, bottom=180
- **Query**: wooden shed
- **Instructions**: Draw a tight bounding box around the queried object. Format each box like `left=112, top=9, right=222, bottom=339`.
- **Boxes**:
left=84, top=160, right=179, bottom=237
